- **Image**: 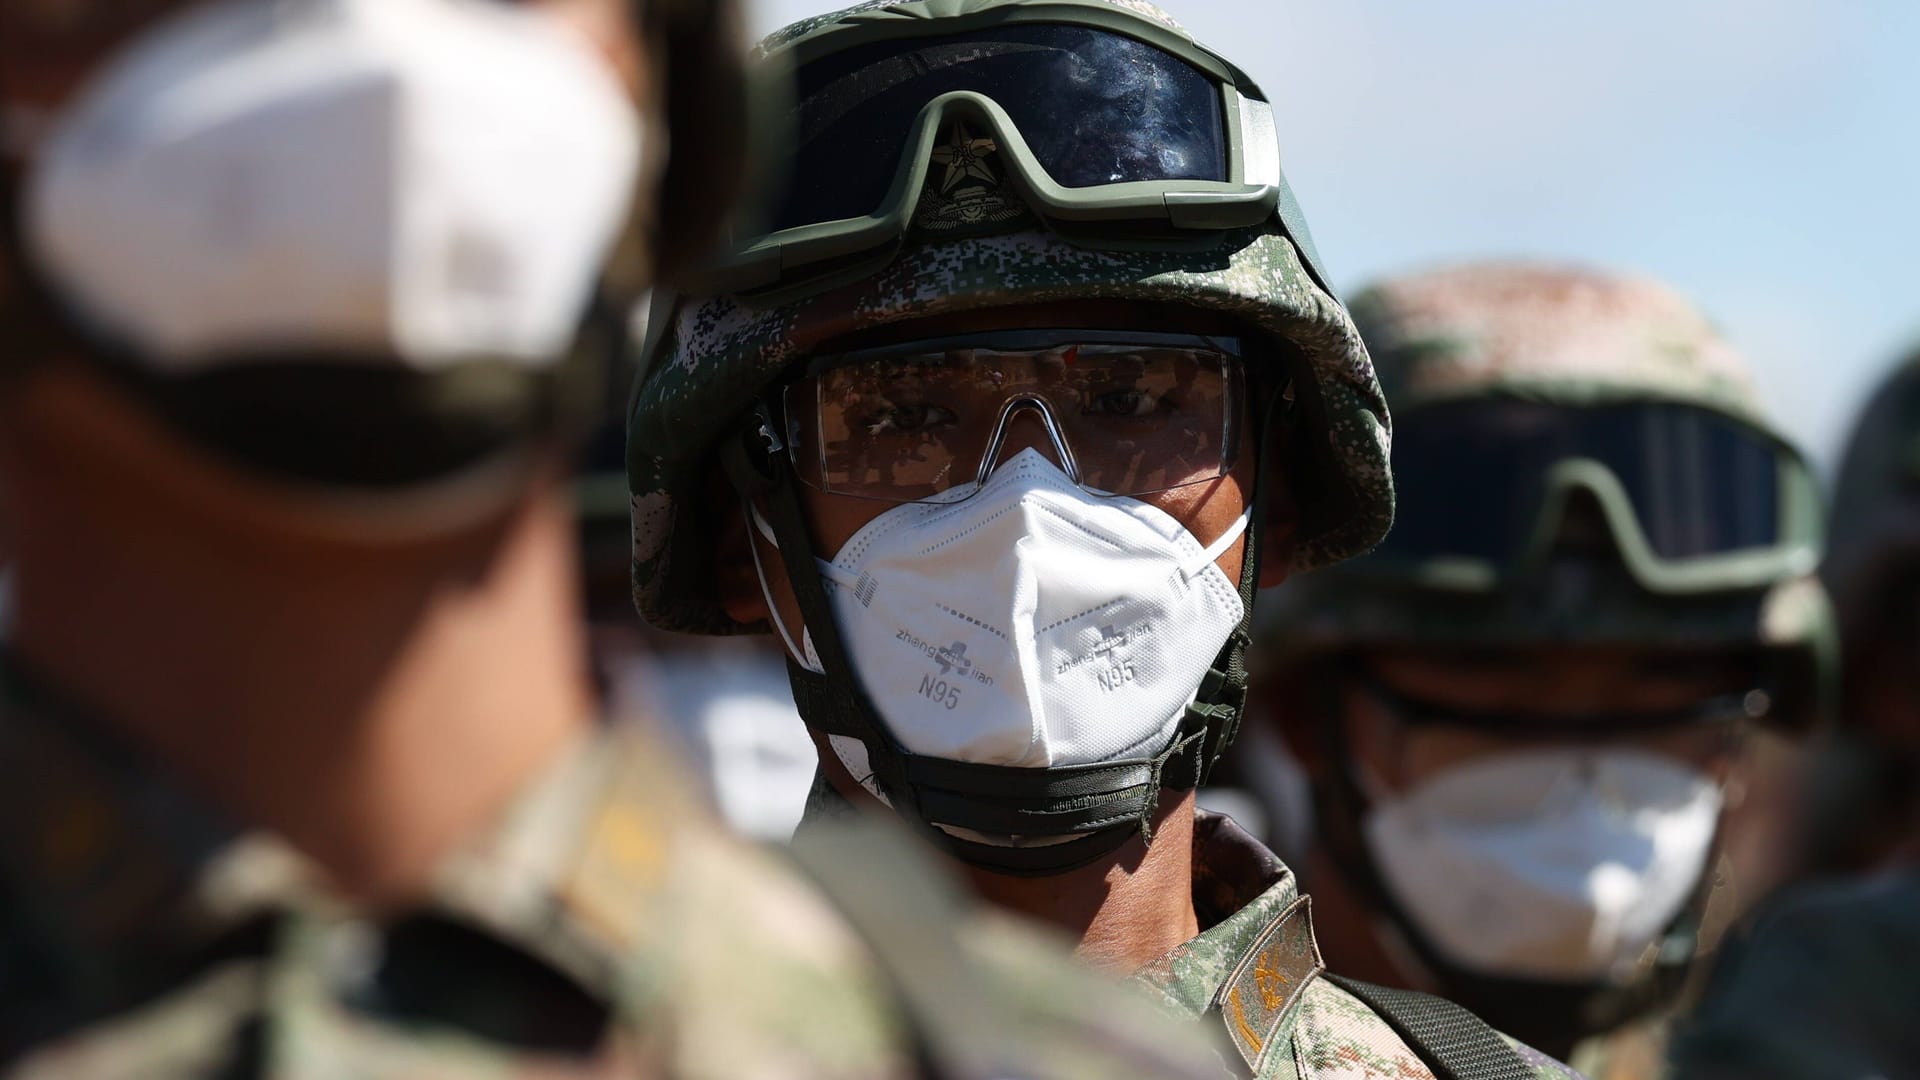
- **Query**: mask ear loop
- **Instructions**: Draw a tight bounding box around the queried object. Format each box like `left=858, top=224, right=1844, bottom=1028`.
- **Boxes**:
left=1184, top=504, right=1254, bottom=579
left=742, top=498, right=823, bottom=674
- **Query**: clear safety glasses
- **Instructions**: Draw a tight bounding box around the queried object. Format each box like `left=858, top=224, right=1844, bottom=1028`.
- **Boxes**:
left=692, top=17, right=1316, bottom=296
left=1372, top=399, right=1822, bottom=591
left=782, top=330, right=1245, bottom=503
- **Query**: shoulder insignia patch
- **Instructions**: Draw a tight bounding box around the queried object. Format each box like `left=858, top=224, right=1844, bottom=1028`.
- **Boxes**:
left=1213, top=893, right=1324, bottom=1074
left=557, top=728, right=676, bottom=953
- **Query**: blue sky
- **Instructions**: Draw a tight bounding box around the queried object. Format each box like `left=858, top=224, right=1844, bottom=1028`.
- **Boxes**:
left=744, top=0, right=1920, bottom=473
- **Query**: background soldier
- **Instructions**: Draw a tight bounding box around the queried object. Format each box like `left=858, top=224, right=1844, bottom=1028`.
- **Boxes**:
left=629, top=2, right=1577, bottom=1075
left=1664, top=345, right=1920, bottom=1080
left=1244, top=263, right=1833, bottom=1077
left=0, top=1, right=1221, bottom=1076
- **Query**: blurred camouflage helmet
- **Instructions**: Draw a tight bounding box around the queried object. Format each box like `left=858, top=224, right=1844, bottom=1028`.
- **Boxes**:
left=1825, top=347, right=1920, bottom=688
left=1262, top=262, right=1833, bottom=729
left=627, top=0, right=1391, bottom=636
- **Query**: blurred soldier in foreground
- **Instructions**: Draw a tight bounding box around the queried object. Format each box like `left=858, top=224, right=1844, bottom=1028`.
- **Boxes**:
left=629, top=2, right=1578, bottom=1075
left=577, top=426, right=817, bottom=841
left=1249, top=264, right=1831, bottom=1076
left=0, top=1, right=1222, bottom=1076
left=1665, top=347, right=1920, bottom=1080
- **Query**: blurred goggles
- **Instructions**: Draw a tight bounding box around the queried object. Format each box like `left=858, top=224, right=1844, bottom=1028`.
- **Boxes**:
left=1375, top=399, right=1821, bottom=591
left=1357, top=667, right=1771, bottom=737
left=694, top=17, right=1317, bottom=297
left=782, top=330, right=1244, bottom=503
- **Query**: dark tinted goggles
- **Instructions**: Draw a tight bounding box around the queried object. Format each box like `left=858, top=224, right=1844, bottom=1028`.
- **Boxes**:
left=1378, top=400, right=1800, bottom=566
left=687, top=17, right=1325, bottom=298
left=776, top=23, right=1228, bottom=231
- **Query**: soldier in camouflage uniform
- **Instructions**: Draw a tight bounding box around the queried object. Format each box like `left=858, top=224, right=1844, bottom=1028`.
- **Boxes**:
left=0, top=2, right=1224, bottom=1077
left=1662, top=345, right=1920, bottom=1080
left=628, top=3, right=1577, bottom=1075
left=1243, top=263, right=1833, bottom=1077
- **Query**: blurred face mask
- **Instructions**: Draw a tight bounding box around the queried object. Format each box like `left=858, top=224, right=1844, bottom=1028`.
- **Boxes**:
left=754, top=447, right=1249, bottom=785
left=20, top=0, right=643, bottom=370
left=1361, top=747, right=1723, bottom=983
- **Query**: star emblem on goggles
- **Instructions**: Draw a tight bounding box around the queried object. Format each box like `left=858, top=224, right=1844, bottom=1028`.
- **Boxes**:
left=929, top=120, right=1000, bottom=193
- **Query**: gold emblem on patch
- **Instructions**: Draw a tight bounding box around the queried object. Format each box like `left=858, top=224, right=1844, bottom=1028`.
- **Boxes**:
left=914, top=120, right=1030, bottom=234
left=1215, top=894, right=1325, bottom=1073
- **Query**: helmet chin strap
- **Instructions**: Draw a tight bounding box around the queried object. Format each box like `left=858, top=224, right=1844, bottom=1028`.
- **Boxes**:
left=720, top=402, right=1265, bottom=877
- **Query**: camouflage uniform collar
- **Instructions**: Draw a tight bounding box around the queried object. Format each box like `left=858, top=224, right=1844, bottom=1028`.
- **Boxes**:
left=0, top=652, right=313, bottom=1044
left=1131, top=811, right=1326, bottom=1075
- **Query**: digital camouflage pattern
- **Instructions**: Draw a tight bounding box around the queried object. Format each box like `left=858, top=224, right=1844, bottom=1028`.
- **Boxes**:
left=1128, top=813, right=1577, bottom=1080
left=627, top=0, right=1393, bottom=634
left=1663, top=868, right=1920, bottom=1080
left=1260, top=262, right=1833, bottom=722
left=0, top=658, right=1224, bottom=1079
left=629, top=223, right=1389, bottom=633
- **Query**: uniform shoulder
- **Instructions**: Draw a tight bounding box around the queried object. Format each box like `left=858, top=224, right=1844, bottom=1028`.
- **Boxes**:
left=514, top=723, right=919, bottom=1078
left=1295, top=977, right=1585, bottom=1080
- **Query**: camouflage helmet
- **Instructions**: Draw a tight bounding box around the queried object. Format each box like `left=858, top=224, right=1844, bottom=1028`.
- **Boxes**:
left=1261, top=261, right=1834, bottom=727
left=627, top=0, right=1392, bottom=635
left=1825, top=347, right=1920, bottom=692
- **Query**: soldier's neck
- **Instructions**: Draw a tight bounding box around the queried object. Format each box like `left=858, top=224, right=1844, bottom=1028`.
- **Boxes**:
left=3, top=395, right=594, bottom=908
left=962, top=791, right=1202, bottom=974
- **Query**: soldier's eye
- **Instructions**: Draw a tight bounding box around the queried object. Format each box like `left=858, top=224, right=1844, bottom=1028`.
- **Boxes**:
left=862, top=402, right=959, bottom=435
left=1084, top=388, right=1170, bottom=419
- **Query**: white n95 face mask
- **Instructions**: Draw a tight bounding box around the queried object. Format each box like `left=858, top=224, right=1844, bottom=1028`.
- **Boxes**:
left=756, top=447, right=1249, bottom=775
left=25, top=0, right=643, bottom=370
left=1362, top=747, right=1723, bottom=983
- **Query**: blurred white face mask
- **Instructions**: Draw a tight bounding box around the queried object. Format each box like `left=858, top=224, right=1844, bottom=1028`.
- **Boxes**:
left=1362, top=747, right=1723, bottom=983
left=753, top=448, right=1248, bottom=783
left=25, top=0, right=643, bottom=369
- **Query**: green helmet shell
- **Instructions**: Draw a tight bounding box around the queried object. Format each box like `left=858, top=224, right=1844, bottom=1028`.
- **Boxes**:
left=1261, top=262, right=1835, bottom=727
left=627, top=0, right=1392, bottom=635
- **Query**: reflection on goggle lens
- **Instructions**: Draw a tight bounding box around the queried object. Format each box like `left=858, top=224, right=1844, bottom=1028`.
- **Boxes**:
left=778, top=24, right=1229, bottom=231
left=1380, top=401, right=1786, bottom=564
left=786, top=333, right=1242, bottom=502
